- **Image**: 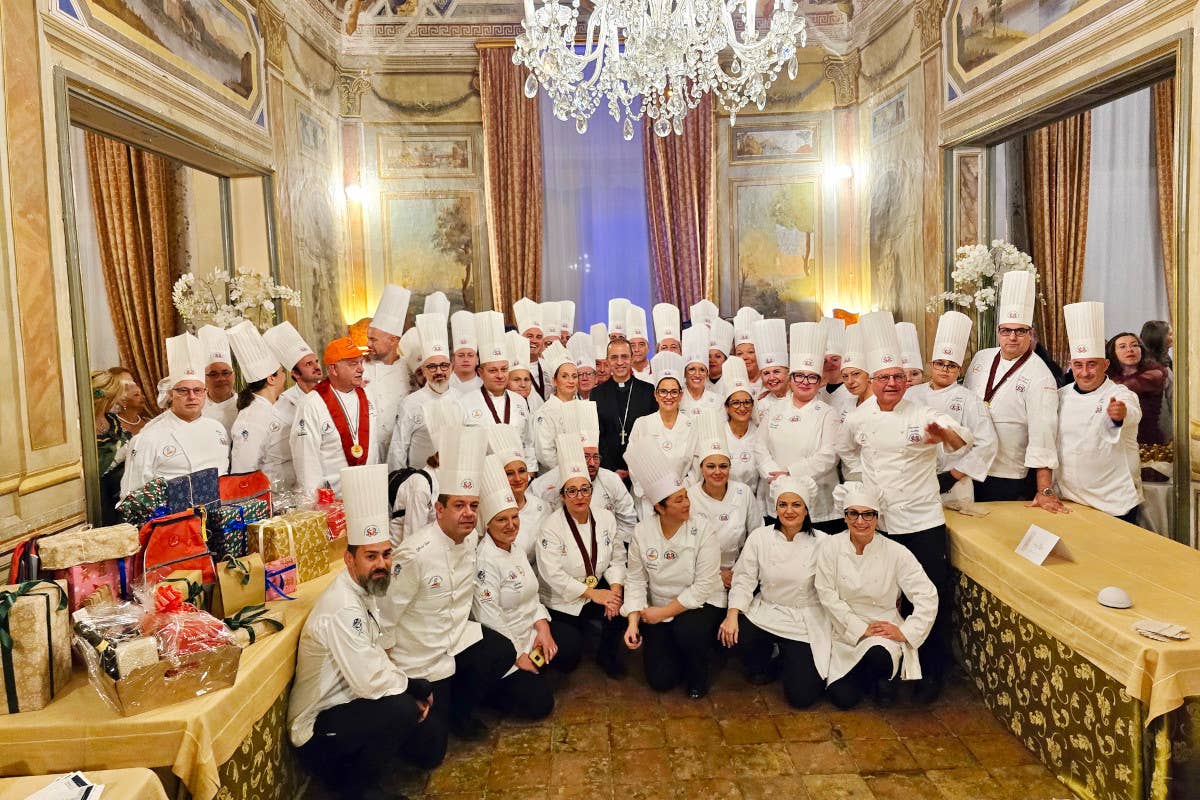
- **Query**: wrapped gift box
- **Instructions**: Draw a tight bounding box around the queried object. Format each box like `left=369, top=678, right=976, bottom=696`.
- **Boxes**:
left=39, top=524, right=139, bottom=570
left=53, top=557, right=134, bottom=612
left=212, top=555, right=264, bottom=619
left=223, top=604, right=285, bottom=647
left=78, top=641, right=241, bottom=716
left=249, top=511, right=329, bottom=584
left=264, top=557, right=298, bottom=601
left=0, top=580, right=72, bottom=714
left=166, top=468, right=221, bottom=513
left=155, top=569, right=206, bottom=610
left=116, top=478, right=168, bottom=527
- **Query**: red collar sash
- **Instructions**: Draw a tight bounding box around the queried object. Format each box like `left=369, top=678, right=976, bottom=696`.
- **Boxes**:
left=314, top=380, right=370, bottom=465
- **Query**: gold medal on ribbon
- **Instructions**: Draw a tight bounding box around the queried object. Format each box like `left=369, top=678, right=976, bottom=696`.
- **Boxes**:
left=585, top=575, right=598, bottom=589
left=350, top=443, right=364, bottom=458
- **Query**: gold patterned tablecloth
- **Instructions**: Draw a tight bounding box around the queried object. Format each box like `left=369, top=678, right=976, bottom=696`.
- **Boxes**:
left=0, top=768, right=168, bottom=800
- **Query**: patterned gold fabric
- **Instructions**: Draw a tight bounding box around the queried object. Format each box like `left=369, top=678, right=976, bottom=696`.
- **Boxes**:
left=1151, top=78, right=1176, bottom=321
left=215, top=692, right=303, bottom=800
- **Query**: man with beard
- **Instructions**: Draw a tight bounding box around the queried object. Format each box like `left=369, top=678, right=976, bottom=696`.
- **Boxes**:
left=363, top=285, right=412, bottom=454
left=289, top=465, right=436, bottom=800
left=389, top=313, right=454, bottom=470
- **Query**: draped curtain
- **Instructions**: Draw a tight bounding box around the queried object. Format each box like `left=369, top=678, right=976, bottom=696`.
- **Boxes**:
left=84, top=131, right=180, bottom=401
left=479, top=46, right=544, bottom=320
left=642, top=95, right=715, bottom=314
left=1151, top=78, right=1176, bottom=322
left=1023, top=112, right=1091, bottom=363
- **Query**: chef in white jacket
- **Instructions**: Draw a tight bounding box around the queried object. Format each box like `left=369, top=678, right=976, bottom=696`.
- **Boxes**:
left=389, top=313, right=454, bottom=471
left=485, top=426, right=551, bottom=562
left=963, top=270, right=1062, bottom=508
left=262, top=322, right=323, bottom=489
left=448, top=310, right=483, bottom=394
left=1054, top=302, right=1143, bottom=520
left=679, top=327, right=723, bottom=418
left=121, top=333, right=230, bottom=496
left=836, top=311, right=970, bottom=702
left=457, top=312, right=532, bottom=456
left=719, top=358, right=765, bottom=519
left=531, top=343, right=578, bottom=468
left=906, top=311, right=999, bottom=504
left=513, top=298, right=552, bottom=400
left=818, top=317, right=849, bottom=405
left=628, top=352, right=696, bottom=515
left=289, top=464, right=439, bottom=789
left=380, top=426, right=515, bottom=745
left=621, top=438, right=723, bottom=699
left=751, top=318, right=790, bottom=426
left=389, top=397, right=461, bottom=545
left=755, top=322, right=843, bottom=532
left=362, top=284, right=412, bottom=454
left=732, top=307, right=765, bottom=396
left=652, top=302, right=683, bottom=355
left=291, top=338, right=381, bottom=496
left=227, top=321, right=288, bottom=476
left=536, top=434, right=627, bottom=677
left=896, top=321, right=926, bottom=388
left=816, top=482, right=938, bottom=710
left=626, top=304, right=653, bottom=381
left=706, top=317, right=734, bottom=387
left=719, top=475, right=831, bottom=709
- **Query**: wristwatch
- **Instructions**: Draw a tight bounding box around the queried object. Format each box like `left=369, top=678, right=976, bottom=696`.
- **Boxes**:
left=1040, top=487, right=1055, bottom=497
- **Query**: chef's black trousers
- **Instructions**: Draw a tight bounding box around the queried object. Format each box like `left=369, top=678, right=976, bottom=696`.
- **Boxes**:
left=883, top=524, right=951, bottom=685
left=827, top=645, right=893, bottom=710
left=973, top=472, right=1036, bottom=502
left=299, top=692, right=426, bottom=795
left=548, top=579, right=626, bottom=671
left=639, top=604, right=722, bottom=693
left=735, top=616, right=824, bottom=708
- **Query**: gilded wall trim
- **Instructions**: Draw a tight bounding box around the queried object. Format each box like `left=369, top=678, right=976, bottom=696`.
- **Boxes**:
left=823, top=50, right=861, bottom=108
left=17, top=462, right=83, bottom=496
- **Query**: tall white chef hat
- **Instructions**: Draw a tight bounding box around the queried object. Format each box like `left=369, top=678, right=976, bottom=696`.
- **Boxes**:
left=708, top=318, right=734, bottom=355
left=486, top=424, right=526, bottom=468
left=541, top=301, right=563, bottom=339
left=567, top=399, right=600, bottom=448
left=720, top=355, right=753, bottom=401
left=997, top=270, right=1036, bottom=327
left=197, top=325, right=231, bottom=367
left=371, top=284, right=411, bottom=337
left=513, top=297, right=543, bottom=335
left=752, top=319, right=788, bottom=369
left=788, top=322, right=826, bottom=375
left=770, top=474, right=819, bottom=511
left=263, top=321, right=316, bottom=371
left=400, top=327, right=423, bottom=374
left=689, top=299, right=720, bottom=328
left=478, top=455, right=518, bottom=526
left=833, top=481, right=883, bottom=513
left=165, top=333, right=206, bottom=386
left=1064, top=301, right=1106, bottom=359
left=652, top=303, right=681, bottom=345
left=650, top=351, right=684, bottom=385
left=541, top=340, right=572, bottom=378
left=475, top=310, right=507, bottom=365
left=693, top=408, right=730, bottom=464
left=227, top=319, right=282, bottom=383
left=415, top=313, right=449, bottom=363
left=625, top=438, right=684, bottom=506
left=423, top=291, right=451, bottom=320
left=439, top=425, right=487, bottom=497
left=449, top=310, right=478, bottom=354
left=842, top=324, right=865, bottom=371
left=681, top=326, right=708, bottom=368
left=932, top=310, right=972, bottom=366
left=559, top=301, right=576, bottom=336
left=820, top=317, right=846, bottom=357
left=608, top=298, right=631, bottom=337
left=860, top=311, right=902, bottom=375
left=341, top=464, right=390, bottom=546
left=733, top=307, right=764, bottom=346
left=896, top=322, right=923, bottom=371
left=505, top=330, right=532, bottom=374
left=589, top=323, right=609, bottom=359
left=567, top=332, right=595, bottom=370
left=555, top=433, right=589, bottom=482
left=426, top=396, right=464, bottom=456
left=626, top=304, right=650, bottom=343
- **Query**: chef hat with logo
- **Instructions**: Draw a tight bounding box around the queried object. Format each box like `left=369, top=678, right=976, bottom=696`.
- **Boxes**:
left=860, top=311, right=902, bottom=375
left=652, top=303, right=681, bottom=345
left=788, top=322, right=826, bottom=376
left=841, top=324, right=865, bottom=371
left=486, top=424, right=526, bottom=467
left=733, top=307, right=764, bottom=346
left=1064, top=301, right=1106, bottom=359
left=689, top=299, right=720, bottom=328
left=426, top=396, right=464, bottom=455
left=896, top=322, right=923, bottom=371
left=341, top=464, right=390, bottom=546
left=625, top=438, right=684, bottom=506
left=650, top=351, right=684, bottom=385
left=513, top=297, right=543, bottom=335
left=541, top=340, right=572, bottom=378
left=449, top=310, right=478, bottom=355
left=400, top=327, right=423, bottom=374
left=541, top=301, right=563, bottom=340
left=166, top=333, right=206, bottom=387
left=693, top=408, right=730, bottom=464
left=439, top=424, right=487, bottom=497
left=820, top=317, right=846, bottom=357
left=997, top=270, right=1036, bottom=327
left=423, top=291, right=450, bottom=320
left=505, top=330, right=532, bottom=374
left=752, top=319, right=788, bottom=369
left=567, top=399, right=600, bottom=448
left=371, top=284, right=411, bottom=337
left=263, top=321, right=315, bottom=371
left=474, top=310, right=507, bottom=365
left=769, top=474, right=819, bottom=511
left=626, top=304, right=649, bottom=343
left=227, top=319, right=281, bottom=383
left=932, top=311, right=972, bottom=366
left=416, top=313, right=449, bottom=363
left=589, top=323, right=609, bottom=359
left=720, top=356, right=753, bottom=401
left=708, top=318, right=734, bottom=354
left=567, top=332, right=595, bottom=370
left=555, top=433, right=589, bottom=483
left=833, top=481, right=882, bottom=513
left=608, top=298, right=631, bottom=338
left=197, top=325, right=232, bottom=367
left=681, top=326, right=708, bottom=368
left=478, top=455, right=518, bottom=526
left=559, top=301, right=576, bottom=336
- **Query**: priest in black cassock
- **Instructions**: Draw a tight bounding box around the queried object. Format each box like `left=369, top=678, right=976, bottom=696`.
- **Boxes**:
left=591, top=338, right=657, bottom=480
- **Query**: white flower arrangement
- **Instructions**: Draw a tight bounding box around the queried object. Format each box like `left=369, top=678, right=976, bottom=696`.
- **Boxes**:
left=927, top=240, right=1037, bottom=313
left=172, top=267, right=302, bottom=332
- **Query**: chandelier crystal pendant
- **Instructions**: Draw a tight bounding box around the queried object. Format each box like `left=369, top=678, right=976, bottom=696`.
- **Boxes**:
left=514, top=0, right=807, bottom=137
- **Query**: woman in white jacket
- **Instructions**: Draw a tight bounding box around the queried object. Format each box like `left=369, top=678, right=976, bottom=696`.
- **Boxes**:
left=532, top=343, right=579, bottom=469
left=628, top=352, right=696, bottom=517
left=815, top=482, right=938, bottom=709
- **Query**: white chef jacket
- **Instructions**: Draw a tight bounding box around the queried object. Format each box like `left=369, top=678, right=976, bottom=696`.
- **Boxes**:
left=837, top=397, right=972, bottom=534
left=628, top=412, right=696, bottom=504
left=686, top=481, right=760, bottom=573
left=1055, top=379, right=1142, bottom=516
left=229, top=395, right=284, bottom=475
left=203, top=394, right=238, bottom=434
left=753, top=391, right=789, bottom=427
left=531, top=360, right=553, bottom=401
left=532, top=395, right=576, bottom=468
left=755, top=397, right=842, bottom=523
left=450, top=373, right=483, bottom=394
left=515, top=495, right=552, bottom=563
left=725, top=423, right=766, bottom=519
left=288, top=570, right=408, bottom=747
left=262, top=384, right=307, bottom=489
left=680, top=388, right=723, bottom=419
left=819, top=383, right=851, bottom=406
left=528, top=467, right=639, bottom=545
left=621, top=516, right=722, bottom=615
left=536, top=506, right=624, bottom=616
left=906, top=382, right=999, bottom=483
left=389, top=385, right=453, bottom=471
left=362, top=360, right=410, bottom=455
left=831, top=391, right=866, bottom=481
left=473, top=535, right=549, bottom=676
left=458, top=388, right=532, bottom=455
left=815, top=531, right=938, bottom=683
left=290, top=386, right=381, bottom=496
left=728, top=524, right=832, bottom=677
left=963, top=347, right=1059, bottom=478
left=120, top=411, right=230, bottom=496
left=389, top=467, right=439, bottom=546
left=380, top=521, right=483, bottom=681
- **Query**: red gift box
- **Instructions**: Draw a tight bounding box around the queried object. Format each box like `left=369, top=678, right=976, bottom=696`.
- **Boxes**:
left=54, top=557, right=133, bottom=611
left=314, top=488, right=346, bottom=541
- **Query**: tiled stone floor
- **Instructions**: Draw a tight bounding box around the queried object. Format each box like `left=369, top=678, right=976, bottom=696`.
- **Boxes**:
left=305, top=661, right=1081, bottom=800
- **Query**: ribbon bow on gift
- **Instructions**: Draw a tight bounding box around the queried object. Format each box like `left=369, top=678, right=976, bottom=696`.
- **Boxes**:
left=224, top=604, right=284, bottom=645
left=222, top=555, right=252, bottom=587
left=153, top=582, right=198, bottom=614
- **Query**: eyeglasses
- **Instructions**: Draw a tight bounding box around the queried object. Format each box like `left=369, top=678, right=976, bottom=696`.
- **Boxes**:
left=205, top=370, right=234, bottom=379
left=997, top=327, right=1032, bottom=338
left=844, top=510, right=878, bottom=521
left=789, top=373, right=820, bottom=385
left=425, top=363, right=451, bottom=372
left=172, top=387, right=206, bottom=397
left=930, top=361, right=959, bottom=371
left=726, top=399, right=753, bottom=409
left=563, top=485, right=593, bottom=498
left=871, top=374, right=906, bottom=384
left=583, top=453, right=601, bottom=463
left=656, top=388, right=681, bottom=398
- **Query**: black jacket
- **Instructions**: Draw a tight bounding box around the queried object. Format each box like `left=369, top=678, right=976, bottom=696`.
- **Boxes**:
left=591, top=378, right=658, bottom=472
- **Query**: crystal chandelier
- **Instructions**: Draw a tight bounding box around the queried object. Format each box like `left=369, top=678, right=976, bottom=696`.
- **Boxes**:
left=514, top=0, right=807, bottom=138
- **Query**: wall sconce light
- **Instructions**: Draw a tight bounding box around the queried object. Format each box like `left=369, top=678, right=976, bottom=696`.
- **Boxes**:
left=344, top=183, right=364, bottom=203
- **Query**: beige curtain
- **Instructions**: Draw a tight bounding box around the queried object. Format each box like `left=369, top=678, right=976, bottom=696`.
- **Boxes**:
left=642, top=96, right=715, bottom=312
left=1151, top=78, right=1176, bottom=322
left=479, top=46, right=544, bottom=320
left=1023, top=112, right=1091, bottom=363
left=84, top=132, right=179, bottom=400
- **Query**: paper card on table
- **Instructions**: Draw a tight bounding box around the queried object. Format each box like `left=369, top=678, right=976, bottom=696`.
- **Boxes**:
left=1015, top=524, right=1073, bottom=565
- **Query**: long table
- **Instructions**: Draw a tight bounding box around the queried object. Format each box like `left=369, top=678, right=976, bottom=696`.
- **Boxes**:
left=946, top=502, right=1200, bottom=800
left=0, top=769, right=168, bottom=800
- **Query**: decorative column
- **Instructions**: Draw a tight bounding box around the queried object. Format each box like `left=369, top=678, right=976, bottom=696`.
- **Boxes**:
left=822, top=50, right=861, bottom=109
left=337, top=69, right=371, bottom=321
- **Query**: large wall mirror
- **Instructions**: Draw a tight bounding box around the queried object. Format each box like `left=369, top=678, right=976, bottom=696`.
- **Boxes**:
left=54, top=74, right=280, bottom=525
